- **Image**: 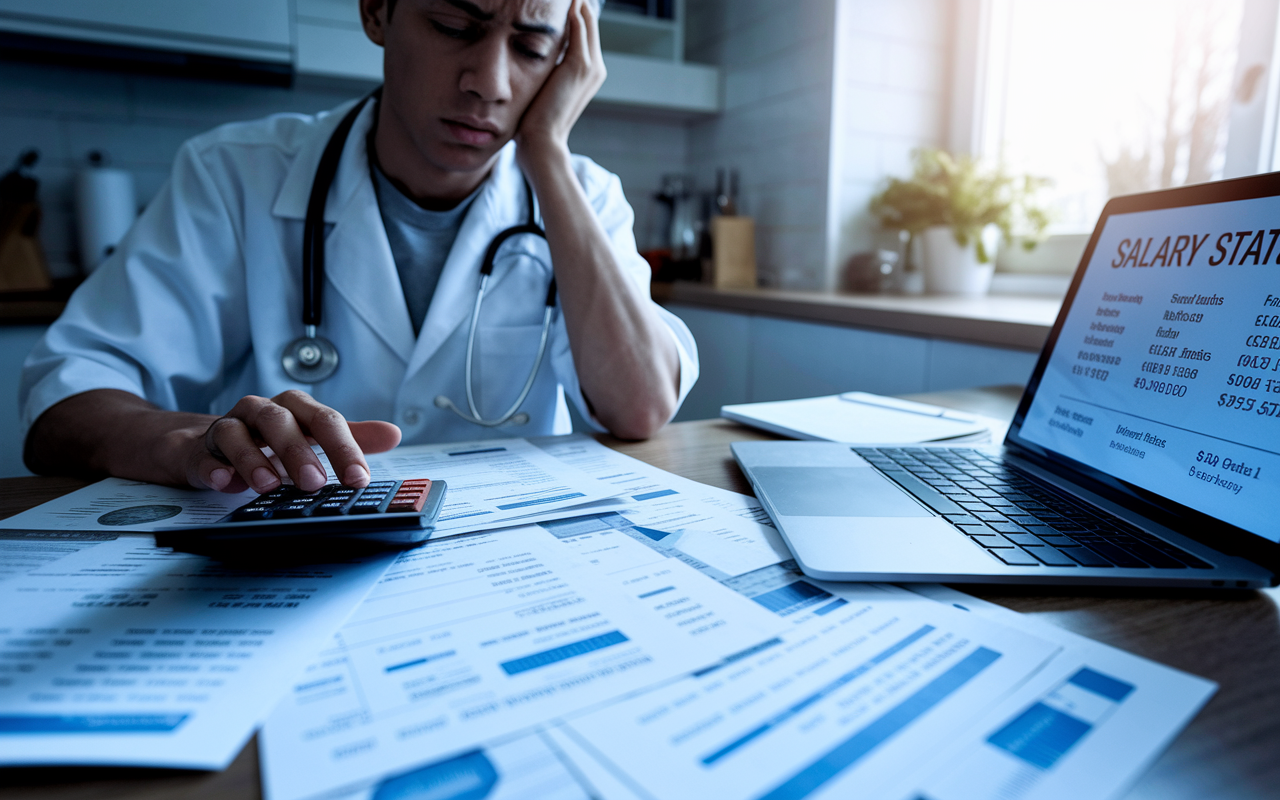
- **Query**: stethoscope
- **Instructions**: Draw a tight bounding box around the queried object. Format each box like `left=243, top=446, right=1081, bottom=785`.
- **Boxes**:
left=282, top=90, right=557, bottom=428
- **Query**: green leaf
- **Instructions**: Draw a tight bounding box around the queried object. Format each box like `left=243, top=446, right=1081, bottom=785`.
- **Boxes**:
left=868, top=147, right=1054, bottom=253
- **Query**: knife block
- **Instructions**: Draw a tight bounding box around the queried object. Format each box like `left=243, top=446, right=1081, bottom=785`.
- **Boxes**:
left=710, top=216, right=756, bottom=289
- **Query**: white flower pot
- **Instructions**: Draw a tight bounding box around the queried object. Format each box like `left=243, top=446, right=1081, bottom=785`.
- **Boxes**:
left=920, top=225, right=998, bottom=296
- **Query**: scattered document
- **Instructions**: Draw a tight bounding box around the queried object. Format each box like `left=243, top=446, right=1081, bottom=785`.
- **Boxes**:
left=721, top=392, right=993, bottom=444
left=260, top=525, right=780, bottom=800
left=0, top=438, right=620, bottom=538
left=358, top=438, right=624, bottom=536
left=0, top=538, right=396, bottom=769
left=886, top=584, right=1217, bottom=800
left=0, top=530, right=117, bottom=581
left=533, top=434, right=774, bottom=524
left=1, top=432, right=1217, bottom=799
left=327, top=732, right=593, bottom=800
left=0, top=479, right=250, bottom=533
left=562, top=591, right=1060, bottom=800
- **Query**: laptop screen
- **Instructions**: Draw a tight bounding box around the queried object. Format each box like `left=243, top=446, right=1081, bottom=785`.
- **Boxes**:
left=1012, top=191, right=1280, bottom=545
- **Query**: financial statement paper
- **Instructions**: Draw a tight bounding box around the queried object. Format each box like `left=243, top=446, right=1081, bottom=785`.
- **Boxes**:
left=259, top=524, right=782, bottom=800
left=262, top=438, right=1217, bottom=800
left=0, top=537, right=395, bottom=768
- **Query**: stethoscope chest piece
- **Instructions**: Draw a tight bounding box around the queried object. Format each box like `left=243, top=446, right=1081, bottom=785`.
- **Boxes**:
left=282, top=329, right=339, bottom=383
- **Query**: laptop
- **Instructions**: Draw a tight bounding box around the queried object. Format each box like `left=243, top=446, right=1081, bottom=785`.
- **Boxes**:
left=733, top=173, right=1280, bottom=588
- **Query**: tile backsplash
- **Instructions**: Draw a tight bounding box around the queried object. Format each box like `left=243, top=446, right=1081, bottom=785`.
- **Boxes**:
left=0, top=60, right=688, bottom=278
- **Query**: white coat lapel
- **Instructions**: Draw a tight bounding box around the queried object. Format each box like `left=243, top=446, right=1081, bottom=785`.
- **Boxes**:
left=407, top=144, right=529, bottom=375
left=272, top=98, right=415, bottom=364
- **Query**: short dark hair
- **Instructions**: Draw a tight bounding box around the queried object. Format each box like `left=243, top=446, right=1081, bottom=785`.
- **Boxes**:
left=385, top=0, right=601, bottom=23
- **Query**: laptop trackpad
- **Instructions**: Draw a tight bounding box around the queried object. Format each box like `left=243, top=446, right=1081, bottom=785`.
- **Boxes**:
left=753, top=467, right=932, bottom=517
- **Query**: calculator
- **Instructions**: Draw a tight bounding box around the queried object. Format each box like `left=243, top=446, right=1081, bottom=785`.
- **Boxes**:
left=153, top=478, right=448, bottom=552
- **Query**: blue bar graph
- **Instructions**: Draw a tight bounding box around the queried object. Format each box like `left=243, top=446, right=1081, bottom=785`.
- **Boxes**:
left=986, top=667, right=1134, bottom=769
left=633, top=489, right=679, bottom=501
left=757, top=647, right=1003, bottom=800
left=987, top=702, right=1093, bottom=769
left=447, top=448, right=507, bottom=457
left=751, top=581, right=832, bottom=615
left=633, top=526, right=674, bottom=542
left=373, top=748, right=498, bottom=800
left=1069, top=668, right=1134, bottom=702
left=386, top=650, right=456, bottom=673
left=499, top=630, right=629, bottom=676
left=813, top=599, right=848, bottom=616
left=701, top=625, right=936, bottom=766
left=637, top=586, right=675, bottom=599
left=0, top=714, right=189, bottom=733
left=496, top=492, right=585, bottom=510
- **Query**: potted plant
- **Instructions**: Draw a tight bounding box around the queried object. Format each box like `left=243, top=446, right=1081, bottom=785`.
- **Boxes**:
left=869, top=148, right=1051, bottom=296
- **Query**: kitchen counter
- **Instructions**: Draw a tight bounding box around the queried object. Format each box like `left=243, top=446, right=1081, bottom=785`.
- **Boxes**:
left=651, top=282, right=1064, bottom=351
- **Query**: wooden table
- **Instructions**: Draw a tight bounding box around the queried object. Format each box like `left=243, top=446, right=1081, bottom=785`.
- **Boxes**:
left=3, top=387, right=1278, bottom=799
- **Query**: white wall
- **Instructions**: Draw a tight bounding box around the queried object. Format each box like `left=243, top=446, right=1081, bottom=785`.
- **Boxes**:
left=682, top=0, right=954, bottom=290
left=684, top=0, right=838, bottom=289
left=831, top=0, right=953, bottom=281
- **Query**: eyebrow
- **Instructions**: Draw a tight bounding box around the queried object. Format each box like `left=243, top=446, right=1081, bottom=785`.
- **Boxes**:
left=441, top=0, right=493, bottom=20
left=439, top=0, right=560, bottom=36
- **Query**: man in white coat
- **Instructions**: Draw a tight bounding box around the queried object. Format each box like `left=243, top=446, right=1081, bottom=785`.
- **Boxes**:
left=19, top=0, right=698, bottom=496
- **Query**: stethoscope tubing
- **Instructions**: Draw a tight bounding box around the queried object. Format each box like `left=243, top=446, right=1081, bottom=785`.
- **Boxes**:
left=291, top=87, right=558, bottom=429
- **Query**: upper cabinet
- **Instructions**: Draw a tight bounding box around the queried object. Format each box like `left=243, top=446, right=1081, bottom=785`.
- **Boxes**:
left=294, top=0, right=720, bottom=115
left=0, top=0, right=720, bottom=114
left=293, top=0, right=380, bottom=83
left=0, top=0, right=291, bottom=64
left=594, top=3, right=718, bottom=114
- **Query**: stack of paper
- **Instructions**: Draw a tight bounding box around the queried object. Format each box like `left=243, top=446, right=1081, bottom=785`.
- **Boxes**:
left=722, top=391, right=1000, bottom=444
left=0, top=435, right=1215, bottom=800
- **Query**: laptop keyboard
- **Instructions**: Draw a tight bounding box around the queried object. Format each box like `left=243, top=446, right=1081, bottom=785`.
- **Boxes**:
left=853, top=447, right=1212, bottom=569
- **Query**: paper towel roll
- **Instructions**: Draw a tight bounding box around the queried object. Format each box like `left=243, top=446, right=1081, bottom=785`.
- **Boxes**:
left=75, top=165, right=137, bottom=273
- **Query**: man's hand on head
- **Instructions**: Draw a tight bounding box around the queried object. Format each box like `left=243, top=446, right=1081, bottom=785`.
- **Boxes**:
left=514, top=0, right=606, bottom=166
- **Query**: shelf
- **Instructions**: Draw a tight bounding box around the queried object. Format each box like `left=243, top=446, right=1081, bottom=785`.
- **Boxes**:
left=0, top=0, right=291, bottom=64
left=597, top=52, right=719, bottom=114
left=599, top=10, right=678, bottom=59
left=652, top=282, right=1062, bottom=351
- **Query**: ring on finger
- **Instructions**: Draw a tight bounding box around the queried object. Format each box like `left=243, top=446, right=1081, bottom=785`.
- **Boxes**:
left=203, top=417, right=235, bottom=465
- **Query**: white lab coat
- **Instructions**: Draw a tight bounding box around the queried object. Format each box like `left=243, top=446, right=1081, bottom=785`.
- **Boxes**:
left=20, top=98, right=698, bottom=444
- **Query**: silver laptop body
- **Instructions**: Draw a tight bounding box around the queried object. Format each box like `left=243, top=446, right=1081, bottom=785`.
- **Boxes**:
left=735, top=175, right=1280, bottom=589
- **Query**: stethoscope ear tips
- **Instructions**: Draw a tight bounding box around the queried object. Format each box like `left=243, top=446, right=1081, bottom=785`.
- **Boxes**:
left=433, top=395, right=450, bottom=409
left=511, top=413, right=530, bottom=426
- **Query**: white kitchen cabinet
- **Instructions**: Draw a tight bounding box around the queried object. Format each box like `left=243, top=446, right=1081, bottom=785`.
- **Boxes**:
left=596, top=52, right=719, bottom=113
left=294, top=0, right=381, bottom=83
left=0, top=0, right=291, bottom=64
left=291, top=0, right=720, bottom=114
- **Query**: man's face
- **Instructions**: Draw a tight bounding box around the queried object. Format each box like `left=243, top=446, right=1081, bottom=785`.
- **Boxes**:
left=370, top=0, right=572, bottom=178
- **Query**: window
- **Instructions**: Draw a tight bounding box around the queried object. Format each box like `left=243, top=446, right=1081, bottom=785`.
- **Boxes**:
left=954, top=0, right=1272, bottom=272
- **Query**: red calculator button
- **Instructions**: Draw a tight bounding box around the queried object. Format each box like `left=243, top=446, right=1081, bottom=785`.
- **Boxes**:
left=388, top=480, right=431, bottom=513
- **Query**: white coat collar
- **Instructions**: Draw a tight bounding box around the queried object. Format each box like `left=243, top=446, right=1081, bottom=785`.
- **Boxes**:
left=271, top=96, right=373, bottom=222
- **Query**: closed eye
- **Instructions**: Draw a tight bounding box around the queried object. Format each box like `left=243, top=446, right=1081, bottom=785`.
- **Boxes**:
left=430, top=19, right=481, bottom=41
left=514, top=43, right=549, bottom=61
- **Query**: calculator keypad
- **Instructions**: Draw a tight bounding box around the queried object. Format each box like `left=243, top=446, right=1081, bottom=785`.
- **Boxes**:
left=229, top=479, right=432, bottom=521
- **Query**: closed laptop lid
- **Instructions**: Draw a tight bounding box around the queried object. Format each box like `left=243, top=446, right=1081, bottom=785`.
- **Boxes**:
left=1004, top=172, right=1280, bottom=572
